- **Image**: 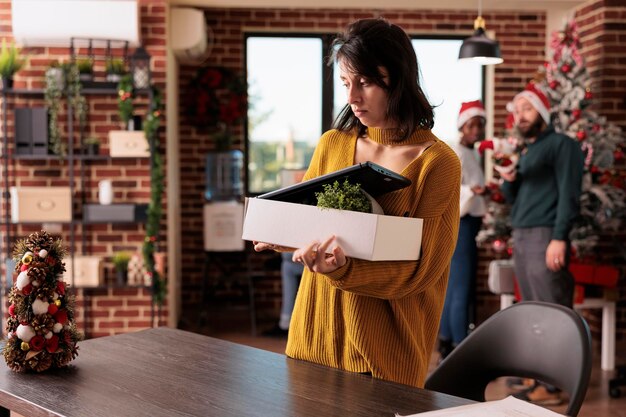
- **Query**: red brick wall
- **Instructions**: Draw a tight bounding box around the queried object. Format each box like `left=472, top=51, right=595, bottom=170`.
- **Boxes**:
left=178, top=7, right=548, bottom=329
left=575, top=0, right=626, bottom=349
left=0, top=0, right=168, bottom=337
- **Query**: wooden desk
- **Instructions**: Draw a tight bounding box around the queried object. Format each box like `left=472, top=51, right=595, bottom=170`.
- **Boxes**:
left=0, top=327, right=471, bottom=417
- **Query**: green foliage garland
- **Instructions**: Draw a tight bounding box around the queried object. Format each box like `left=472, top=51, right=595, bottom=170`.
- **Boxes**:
left=142, top=85, right=165, bottom=305
left=315, top=180, right=372, bottom=213
left=117, top=74, right=134, bottom=126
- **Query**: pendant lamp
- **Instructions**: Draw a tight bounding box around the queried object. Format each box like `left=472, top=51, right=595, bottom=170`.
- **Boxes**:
left=459, top=1, right=503, bottom=65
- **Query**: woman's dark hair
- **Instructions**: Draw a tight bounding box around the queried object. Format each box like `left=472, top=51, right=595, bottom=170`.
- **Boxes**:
left=330, top=18, right=434, bottom=140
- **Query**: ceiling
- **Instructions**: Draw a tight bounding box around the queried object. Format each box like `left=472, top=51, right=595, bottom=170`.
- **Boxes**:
left=169, top=0, right=586, bottom=12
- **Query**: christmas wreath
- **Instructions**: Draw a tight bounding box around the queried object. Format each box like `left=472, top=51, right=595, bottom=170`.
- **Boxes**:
left=187, top=66, right=247, bottom=131
left=3, top=231, right=82, bottom=372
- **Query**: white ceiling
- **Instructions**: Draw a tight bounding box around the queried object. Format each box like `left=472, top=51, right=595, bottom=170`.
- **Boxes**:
left=169, top=0, right=586, bottom=12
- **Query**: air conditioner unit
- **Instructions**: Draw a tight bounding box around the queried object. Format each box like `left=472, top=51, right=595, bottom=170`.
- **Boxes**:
left=11, top=0, right=140, bottom=46
left=171, top=7, right=212, bottom=63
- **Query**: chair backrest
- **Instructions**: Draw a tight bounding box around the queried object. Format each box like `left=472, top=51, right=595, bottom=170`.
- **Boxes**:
left=425, top=301, right=592, bottom=417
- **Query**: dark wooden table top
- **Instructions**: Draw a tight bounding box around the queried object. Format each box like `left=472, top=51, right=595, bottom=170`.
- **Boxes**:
left=0, top=327, right=471, bottom=417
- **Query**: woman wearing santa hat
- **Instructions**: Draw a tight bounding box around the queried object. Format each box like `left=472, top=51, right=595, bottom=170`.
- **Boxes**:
left=437, top=100, right=487, bottom=360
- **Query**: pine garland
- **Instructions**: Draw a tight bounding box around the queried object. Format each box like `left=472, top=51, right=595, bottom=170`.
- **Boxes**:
left=3, top=231, right=83, bottom=373
left=142, top=86, right=166, bottom=305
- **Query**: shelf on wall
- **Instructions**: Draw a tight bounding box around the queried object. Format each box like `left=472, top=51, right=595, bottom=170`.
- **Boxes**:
left=83, top=203, right=148, bottom=224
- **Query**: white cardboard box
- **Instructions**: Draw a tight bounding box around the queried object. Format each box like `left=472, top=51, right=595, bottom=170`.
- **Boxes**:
left=63, top=256, right=104, bottom=287
left=108, top=130, right=149, bottom=157
left=242, top=198, right=423, bottom=261
left=10, top=186, right=72, bottom=223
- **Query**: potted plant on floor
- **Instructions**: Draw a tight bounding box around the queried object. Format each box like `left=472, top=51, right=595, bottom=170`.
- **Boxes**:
left=0, top=39, right=26, bottom=89
left=112, top=251, right=131, bottom=286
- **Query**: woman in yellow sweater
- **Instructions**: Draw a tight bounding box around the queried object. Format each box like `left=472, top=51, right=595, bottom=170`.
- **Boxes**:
left=255, top=18, right=460, bottom=388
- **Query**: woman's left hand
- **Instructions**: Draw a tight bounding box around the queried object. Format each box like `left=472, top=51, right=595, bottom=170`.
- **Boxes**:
left=292, top=235, right=346, bottom=274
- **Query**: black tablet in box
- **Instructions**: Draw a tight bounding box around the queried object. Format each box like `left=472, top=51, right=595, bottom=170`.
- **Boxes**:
left=258, top=161, right=411, bottom=205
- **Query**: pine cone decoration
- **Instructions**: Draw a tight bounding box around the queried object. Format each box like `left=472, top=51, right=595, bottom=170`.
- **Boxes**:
left=31, top=314, right=55, bottom=335
left=53, top=350, right=75, bottom=368
left=6, top=316, right=19, bottom=333
left=4, top=349, right=26, bottom=373
left=26, top=231, right=54, bottom=252
left=28, top=352, right=53, bottom=372
left=27, top=261, right=49, bottom=284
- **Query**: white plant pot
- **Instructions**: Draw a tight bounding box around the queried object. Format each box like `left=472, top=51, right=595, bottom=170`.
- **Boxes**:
left=98, top=180, right=113, bottom=205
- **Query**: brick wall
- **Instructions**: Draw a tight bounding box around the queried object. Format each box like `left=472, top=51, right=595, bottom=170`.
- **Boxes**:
left=179, top=7, right=549, bottom=330
left=575, top=0, right=626, bottom=349
left=0, top=0, right=168, bottom=337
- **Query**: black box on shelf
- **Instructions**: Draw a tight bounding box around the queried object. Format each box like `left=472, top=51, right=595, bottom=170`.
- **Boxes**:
left=14, top=107, right=49, bottom=155
left=83, top=203, right=149, bottom=223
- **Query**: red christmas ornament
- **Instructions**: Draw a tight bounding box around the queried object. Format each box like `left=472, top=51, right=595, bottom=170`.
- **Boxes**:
left=614, top=149, right=624, bottom=162
left=54, top=310, right=68, bottom=325
left=584, top=90, right=593, bottom=100
left=48, top=303, right=58, bottom=315
left=561, top=64, right=571, bottom=73
left=590, top=166, right=600, bottom=174
left=572, top=109, right=581, bottom=120
left=57, top=281, right=66, bottom=295
left=8, top=304, right=16, bottom=316
left=507, top=247, right=513, bottom=257
left=22, top=284, right=33, bottom=295
left=20, top=264, right=28, bottom=272
left=46, top=335, right=59, bottom=353
left=492, top=239, right=507, bottom=253
left=549, top=80, right=559, bottom=89
left=592, top=124, right=601, bottom=133
left=576, top=130, right=587, bottom=141
left=491, top=192, right=506, bottom=204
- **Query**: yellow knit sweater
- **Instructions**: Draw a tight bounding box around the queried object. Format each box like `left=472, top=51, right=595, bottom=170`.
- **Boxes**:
left=285, top=127, right=461, bottom=388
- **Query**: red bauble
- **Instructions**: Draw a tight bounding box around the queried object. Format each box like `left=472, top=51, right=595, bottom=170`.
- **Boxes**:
left=492, top=239, right=507, bottom=253
left=549, top=80, right=559, bottom=89
left=572, top=109, right=581, bottom=119
left=20, top=264, right=28, bottom=272
left=22, top=284, right=33, bottom=295
left=46, top=335, right=59, bottom=353
left=8, top=304, right=15, bottom=316
left=48, top=303, right=59, bottom=315
left=57, top=281, right=66, bottom=295
left=614, top=150, right=624, bottom=162
left=507, top=247, right=514, bottom=257
left=576, top=130, right=587, bottom=141
left=54, top=310, right=69, bottom=325
left=491, top=192, right=506, bottom=204
left=561, top=64, right=571, bottom=73
left=584, top=90, right=593, bottom=100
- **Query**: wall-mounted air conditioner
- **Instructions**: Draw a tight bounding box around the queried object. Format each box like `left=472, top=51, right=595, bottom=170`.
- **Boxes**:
left=12, top=0, right=140, bottom=46
left=171, top=7, right=212, bottom=63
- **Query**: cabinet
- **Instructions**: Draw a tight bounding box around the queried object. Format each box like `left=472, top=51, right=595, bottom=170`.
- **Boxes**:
left=0, top=73, right=156, bottom=330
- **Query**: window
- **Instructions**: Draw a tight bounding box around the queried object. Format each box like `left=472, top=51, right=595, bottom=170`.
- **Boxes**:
left=246, top=34, right=484, bottom=194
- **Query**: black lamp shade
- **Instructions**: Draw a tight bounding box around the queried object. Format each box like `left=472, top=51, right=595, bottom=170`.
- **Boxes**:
left=459, top=27, right=503, bottom=65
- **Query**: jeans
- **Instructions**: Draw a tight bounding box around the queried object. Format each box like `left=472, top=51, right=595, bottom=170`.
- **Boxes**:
left=279, top=252, right=304, bottom=330
left=439, top=215, right=482, bottom=345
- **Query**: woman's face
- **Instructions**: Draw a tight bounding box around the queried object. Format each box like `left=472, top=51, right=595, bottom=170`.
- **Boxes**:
left=339, top=62, right=392, bottom=129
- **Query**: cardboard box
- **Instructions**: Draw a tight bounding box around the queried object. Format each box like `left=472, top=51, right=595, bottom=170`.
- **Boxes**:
left=10, top=186, right=72, bottom=223
left=63, top=256, right=104, bottom=287
left=242, top=198, right=423, bottom=261
left=109, top=130, right=149, bottom=157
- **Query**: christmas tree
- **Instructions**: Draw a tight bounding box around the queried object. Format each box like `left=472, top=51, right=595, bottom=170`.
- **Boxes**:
left=3, top=231, right=82, bottom=372
left=478, top=20, right=626, bottom=259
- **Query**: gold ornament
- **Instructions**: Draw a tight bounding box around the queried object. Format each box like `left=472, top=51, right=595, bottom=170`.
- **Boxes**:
left=55, top=299, right=62, bottom=307
left=20, top=342, right=30, bottom=351
left=22, top=252, right=33, bottom=265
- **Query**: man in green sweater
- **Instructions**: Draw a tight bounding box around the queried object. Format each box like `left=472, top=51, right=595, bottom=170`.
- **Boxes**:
left=501, top=82, right=584, bottom=405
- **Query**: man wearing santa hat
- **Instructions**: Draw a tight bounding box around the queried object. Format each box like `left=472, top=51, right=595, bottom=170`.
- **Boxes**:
left=438, top=100, right=487, bottom=361
left=501, top=82, right=584, bottom=405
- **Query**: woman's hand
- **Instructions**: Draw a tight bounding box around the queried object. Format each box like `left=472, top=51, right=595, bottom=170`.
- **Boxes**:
left=292, top=235, right=346, bottom=274
left=253, top=242, right=296, bottom=253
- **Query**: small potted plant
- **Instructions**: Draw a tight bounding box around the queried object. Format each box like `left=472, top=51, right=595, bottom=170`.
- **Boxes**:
left=76, top=58, right=94, bottom=82
left=105, top=58, right=126, bottom=83
left=83, top=136, right=100, bottom=156
left=112, top=251, right=131, bottom=285
left=315, top=180, right=383, bottom=214
left=0, top=39, right=26, bottom=89
left=46, top=60, right=65, bottom=91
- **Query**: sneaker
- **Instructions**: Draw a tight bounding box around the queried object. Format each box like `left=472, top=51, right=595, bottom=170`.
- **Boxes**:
left=513, top=383, right=564, bottom=406
left=506, top=377, right=535, bottom=392
left=262, top=324, right=288, bottom=338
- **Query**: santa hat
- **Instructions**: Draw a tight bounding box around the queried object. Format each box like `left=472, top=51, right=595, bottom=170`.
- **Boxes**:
left=457, top=100, right=486, bottom=129
left=507, top=82, right=551, bottom=124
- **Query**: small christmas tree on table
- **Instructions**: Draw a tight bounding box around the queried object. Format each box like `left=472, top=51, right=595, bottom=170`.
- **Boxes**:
left=3, top=231, right=82, bottom=373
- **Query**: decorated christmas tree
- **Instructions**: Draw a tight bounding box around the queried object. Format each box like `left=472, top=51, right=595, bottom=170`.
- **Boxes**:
left=3, top=231, right=82, bottom=372
left=478, top=20, right=626, bottom=259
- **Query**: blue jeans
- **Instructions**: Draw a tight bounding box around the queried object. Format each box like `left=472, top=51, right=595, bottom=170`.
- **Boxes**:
left=279, top=252, right=304, bottom=330
left=439, top=215, right=482, bottom=345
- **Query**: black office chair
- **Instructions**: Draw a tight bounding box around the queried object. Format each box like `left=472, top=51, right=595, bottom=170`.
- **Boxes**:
left=425, top=301, right=592, bottom=417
